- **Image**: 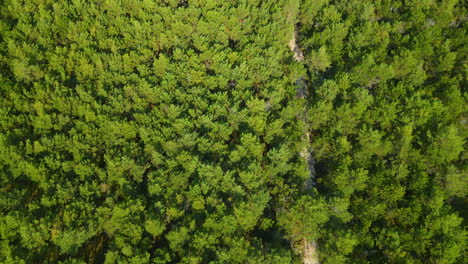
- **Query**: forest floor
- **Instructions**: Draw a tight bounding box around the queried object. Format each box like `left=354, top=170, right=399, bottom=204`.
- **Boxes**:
left=303, top=240, right=320, bottom=264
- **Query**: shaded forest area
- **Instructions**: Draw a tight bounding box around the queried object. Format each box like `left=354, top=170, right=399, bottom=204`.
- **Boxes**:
left=0, top=0, right=466, bottom=263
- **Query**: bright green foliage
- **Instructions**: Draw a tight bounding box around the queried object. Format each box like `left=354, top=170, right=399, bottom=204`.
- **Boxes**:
left=278, top=196, right=329, bottom=242
left=299, top=0, right=467, bottom=263
left=0, top=0, right=466, bottom=263
left=0, top=0, right=308, bottom=263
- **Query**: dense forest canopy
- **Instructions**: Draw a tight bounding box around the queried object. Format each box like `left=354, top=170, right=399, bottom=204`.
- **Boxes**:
left=0, top=0, right=466, bottom=263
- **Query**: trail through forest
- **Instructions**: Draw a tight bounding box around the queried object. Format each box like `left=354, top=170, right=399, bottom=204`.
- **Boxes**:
left=288, top=27, right=319, bottom=264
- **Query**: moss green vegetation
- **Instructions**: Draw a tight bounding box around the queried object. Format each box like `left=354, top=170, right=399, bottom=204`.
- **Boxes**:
left=0, top=0, right=466, bottom=263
